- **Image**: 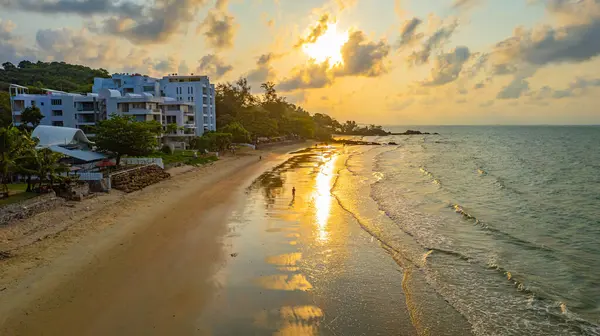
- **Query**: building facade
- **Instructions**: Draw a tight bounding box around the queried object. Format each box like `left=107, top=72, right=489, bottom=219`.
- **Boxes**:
left=91, top=74, right=217, bottom=136
left=10, top=84, right=80, bottom=128
left=158, top=75, right=217, bottom=134
left=10, top=72, right=217, bottom=138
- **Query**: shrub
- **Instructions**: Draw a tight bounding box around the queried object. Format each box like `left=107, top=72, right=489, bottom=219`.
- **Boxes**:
left=161, top=144, right=173, bottom=154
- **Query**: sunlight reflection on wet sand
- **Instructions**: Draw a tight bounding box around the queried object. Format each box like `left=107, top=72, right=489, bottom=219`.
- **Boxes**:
left=313, top=153, right=338, bottom=243
left=256, top=274, right=314, bottom=291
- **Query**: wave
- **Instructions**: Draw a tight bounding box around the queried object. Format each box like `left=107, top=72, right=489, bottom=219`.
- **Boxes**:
left=450, top=203, right=557, bottom=254
left=335, top=148, right=600, bottom=335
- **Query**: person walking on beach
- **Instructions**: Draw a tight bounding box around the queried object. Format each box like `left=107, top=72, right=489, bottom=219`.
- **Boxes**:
left=292, top=187, right=296, bottom=198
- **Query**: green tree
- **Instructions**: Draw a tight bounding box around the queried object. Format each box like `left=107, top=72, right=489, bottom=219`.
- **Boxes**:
left=0, top=126, right=35, bottom=195
left=237, top=106, right=278, bottom=138
left=36, top=148, right=67, bottom=190
left=0, top=91, right=12, bottom=127
left=215, top=78, right=257, bottom=129
left=220, top=122, right=251, bottom=143
left=14, top=140, right=40, bottom=192
left=21, top=106, right=44, bottom=128
left=165, top=123, right=180, bottom=135
left=341, top=120, right=358, bottom=134
left=94, top=115, right=162, bottom=165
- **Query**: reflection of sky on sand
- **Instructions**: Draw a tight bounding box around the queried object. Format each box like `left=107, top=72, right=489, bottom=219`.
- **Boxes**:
left=256, top=274, right=313, bottom=291
left=254, top=305, right=324, bottom=336
left=266, top=253, right=303, bottom=266
left=313, top=154, right=338, bottom=244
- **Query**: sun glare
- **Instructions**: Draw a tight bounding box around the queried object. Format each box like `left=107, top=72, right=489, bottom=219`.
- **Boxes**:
left=302, top=23, right=349, bottom=66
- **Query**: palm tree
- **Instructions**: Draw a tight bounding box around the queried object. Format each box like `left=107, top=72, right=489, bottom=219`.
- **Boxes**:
left=15, top=148, right=39, bottom=192
left=0, top=126, right=35, bottom=196
left=36, top=148, right=67, bottom=191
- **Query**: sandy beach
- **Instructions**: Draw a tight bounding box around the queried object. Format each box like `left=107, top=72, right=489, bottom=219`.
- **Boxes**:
left=1, top=142, right=474, bottom=336
left=0, top=142, right=311, bottom=335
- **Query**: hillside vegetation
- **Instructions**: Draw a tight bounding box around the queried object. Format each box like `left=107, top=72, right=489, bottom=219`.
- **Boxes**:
left=0, top=60, right=110, bottom=93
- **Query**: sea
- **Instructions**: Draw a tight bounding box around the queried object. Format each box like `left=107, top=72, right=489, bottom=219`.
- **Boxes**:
left=334, top=126, right=600, bottom=335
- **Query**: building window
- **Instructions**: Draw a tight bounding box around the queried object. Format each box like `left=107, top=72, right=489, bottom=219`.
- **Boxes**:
left=166, top=116, right=177, bottom=124
left=52, top=121, right=64, bottom=127
left=52, top=110, right=63, bottom=116
left=51, top=99, right=62, bottom=105
left=41, top=102, right=44, bottom=106
left=190, top=87, right=194, bottom=95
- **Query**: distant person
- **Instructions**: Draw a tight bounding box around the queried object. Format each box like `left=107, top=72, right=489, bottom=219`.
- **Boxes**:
left=292, top=187, right=296, bottom=198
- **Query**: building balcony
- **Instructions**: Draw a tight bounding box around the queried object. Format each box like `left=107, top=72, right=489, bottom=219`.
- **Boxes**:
left=76, top=109, right=96, bottom=114
left=76, top=121, right=96, bottom=126
left=128, top=108, right=162, bottom=115
left=184, top=123, right=197, bottom=129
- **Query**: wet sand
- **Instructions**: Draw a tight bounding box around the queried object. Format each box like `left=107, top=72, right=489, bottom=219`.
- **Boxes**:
left=201, top=147, right=417, bottom=335
left=201, top=146, right=472, bottom=335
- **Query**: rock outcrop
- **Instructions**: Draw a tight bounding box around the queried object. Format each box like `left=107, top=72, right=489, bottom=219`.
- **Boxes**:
left=111, top=165, right=171, bottom=193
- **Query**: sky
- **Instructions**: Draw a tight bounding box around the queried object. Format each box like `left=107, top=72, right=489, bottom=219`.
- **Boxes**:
left=1, top=0, right=600, bottom=125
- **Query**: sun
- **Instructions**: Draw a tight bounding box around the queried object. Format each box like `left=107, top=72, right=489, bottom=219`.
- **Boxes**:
left=302, top=23, right=349, bottom=67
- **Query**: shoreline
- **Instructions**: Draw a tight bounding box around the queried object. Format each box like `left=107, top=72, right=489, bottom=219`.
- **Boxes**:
left=0, top=141, right=312, bottom=334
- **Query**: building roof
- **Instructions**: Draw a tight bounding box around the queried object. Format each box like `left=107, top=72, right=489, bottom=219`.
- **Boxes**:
left=9, top=84, right=28, bottom=89
left=48, top=145, right=107, bottom=162
left=32, top=126, right=94, bottom=148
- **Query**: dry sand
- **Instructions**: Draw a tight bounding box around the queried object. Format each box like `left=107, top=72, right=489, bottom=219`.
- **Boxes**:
left=0, top=142, right=310, bottom=335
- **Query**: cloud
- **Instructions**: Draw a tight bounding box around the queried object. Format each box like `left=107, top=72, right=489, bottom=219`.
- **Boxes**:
left=197, top=54, right=233, bottom=79
left=408, top=20, right=459, bottom=65
left=335, top=0, right=358, bottom=10
left=452, top=0, right=483, bottom=11
left=422, top=46, right=471, bottom=86
left=387, top=97, right=415, bottom=111
left=0, top=19, right=34, bottom=64
left=32, top=27, right=169, bottom=75
left=0, top=18, right=16, bottom=40
left=497, top=78, right=530, bottom=99
left=199, top=9, right=237, bottom=49
left=295, top=14, right=331, bottom=48
left=528, top=76, right=600, bottom=100
left=36, top=28, right=121, bottom=66
left=5, top=0, right=210, bottom=44
left=474, top=82, right=485, bottom=89
left=480, top=100, right=494, bottom=107
left=334, top=30, right=391, bottom=77
left=179, top=60, right=190, bottom=75
left=492, top=1, right=600, bottom=68
left=150, top=57, right=179, bottom=73
left=247, top=53, right=279, bottom=84
left=280, top=29, right=390, bottom=91
left=493, top=23, right=600, bottom=66
left=398, top=18, right=423, bottom=47
left=278, top=61, right=333, bottom=91
left=0, top=0, right=144, bottom=18
left=215, top=0, right=228, bottom=11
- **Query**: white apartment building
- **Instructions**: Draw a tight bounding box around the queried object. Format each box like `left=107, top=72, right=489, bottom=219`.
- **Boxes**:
left=93, top=74, right=217, bottom=135
left=92, top=74, right=160, bottom=97
left=158, top=75, right=217, bottom=134
left=9, top=85, right=198, bottom=139
left=10, top=84, right=81, bottom=128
